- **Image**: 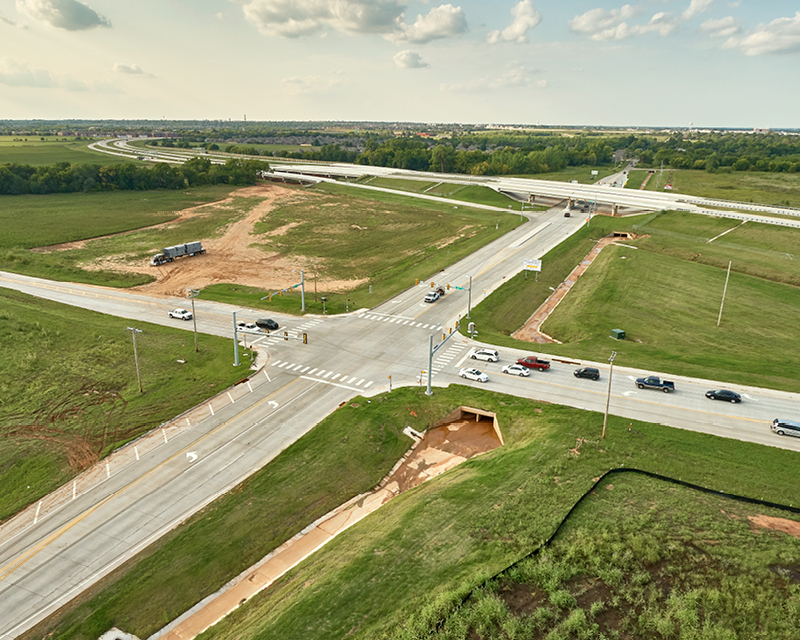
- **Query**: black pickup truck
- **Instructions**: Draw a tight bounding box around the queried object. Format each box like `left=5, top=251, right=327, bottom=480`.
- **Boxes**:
left=635, top=375, right=675, bottom=393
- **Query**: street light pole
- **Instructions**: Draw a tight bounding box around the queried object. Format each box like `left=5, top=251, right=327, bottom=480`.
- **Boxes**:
left=187, top=289, right=199, bottom=353
left=467, top=275, right=472, bottom=319
left=602, top=351, right=617, bottom=439
left=126, top=327, right=143, bottom=393
left=232, top=312, right=240, bottom=367
left=300, top=268, right=305, bottom=313
left=426, top=334, right=433, bottom=396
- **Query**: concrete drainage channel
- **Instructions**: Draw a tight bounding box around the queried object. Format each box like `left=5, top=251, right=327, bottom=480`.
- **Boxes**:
left=144, top=406, right=503, bottom=640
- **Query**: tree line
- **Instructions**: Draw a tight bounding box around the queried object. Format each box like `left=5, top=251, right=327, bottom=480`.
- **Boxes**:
left=0, top=157, right=269, bottom=195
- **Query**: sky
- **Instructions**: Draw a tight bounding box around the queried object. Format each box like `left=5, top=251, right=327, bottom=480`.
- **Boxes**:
left=0, top=0, right=798, bottom=128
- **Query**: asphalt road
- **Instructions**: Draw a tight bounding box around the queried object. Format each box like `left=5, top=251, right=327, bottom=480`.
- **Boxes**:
left=1, top=203, right=799, bottom=639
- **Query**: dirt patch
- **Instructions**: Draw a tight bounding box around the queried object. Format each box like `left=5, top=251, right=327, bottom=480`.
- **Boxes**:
left=749, top=514, right=800, bottom=539
left=383, top=418, right=502, bottom=495
left=42, top=184, right=367, bottom=298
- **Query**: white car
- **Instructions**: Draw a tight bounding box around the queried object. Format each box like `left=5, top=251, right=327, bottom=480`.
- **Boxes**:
left=423, top=290, right=441, bottom=303
left=459, top=367, right=489, bottom=383
left=169, top=308, right=192, bottom=321
left=471, top=349, right=499, bottom=363
left=502, top=364, right=530, bottom=377
left=244, top=322, right=259, bottom=332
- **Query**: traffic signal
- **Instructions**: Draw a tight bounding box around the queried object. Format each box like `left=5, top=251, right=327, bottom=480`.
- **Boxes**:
left=303, top=332, right=308, bottom=344
left=283, top=331, right=288, bottom=341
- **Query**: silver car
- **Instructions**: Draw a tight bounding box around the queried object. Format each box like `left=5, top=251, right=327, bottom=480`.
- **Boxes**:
left=460, top=367, right=489, bottom=383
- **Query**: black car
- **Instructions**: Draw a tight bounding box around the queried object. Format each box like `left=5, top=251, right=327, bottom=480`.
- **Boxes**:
left=705, top=389, right=741, bottom=403
left=574, top=367, right=600, bottom=380
left=256, top=318, right=279, bottom=331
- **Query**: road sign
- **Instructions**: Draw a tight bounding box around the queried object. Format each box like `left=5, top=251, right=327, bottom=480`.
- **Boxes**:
left=524, top=259, right=542, bottom=272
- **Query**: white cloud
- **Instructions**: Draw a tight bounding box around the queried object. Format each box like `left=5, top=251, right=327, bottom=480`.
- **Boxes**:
left=699, top=16, right=739, bottom=38
left=724, top=11, right=800, bottom=55
left=16, top=0, right=111, bottom=30
left=487, top=0, right=541, bottom=44
left=390, top=4, right=467, bottom=44
left=238, top=0, right=403, bottom=38
left=393, top=50, right=428, bottom=68
left=0, top=57, right=57, bottom=87
left=440, top=66, right=539, bottom=92
left=113, top=63, right=154, bottom=77
left=569, top=4, right=640, bottom=40
left=682, top=0, right=713, bottom=21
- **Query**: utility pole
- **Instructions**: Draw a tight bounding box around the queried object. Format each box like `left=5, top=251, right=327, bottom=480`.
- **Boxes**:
left=602, top=351, right=617, bottom=439
left=717, top=261, right=731, bottom=327
left=126, top=327, right=143, bottom=393
left=300, top=269, right=305, bottom=313
left=187, top=289, right=199, bottom=352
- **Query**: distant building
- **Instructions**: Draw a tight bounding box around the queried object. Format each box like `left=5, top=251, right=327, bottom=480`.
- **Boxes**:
left=753, top=128, right=770, bottom=134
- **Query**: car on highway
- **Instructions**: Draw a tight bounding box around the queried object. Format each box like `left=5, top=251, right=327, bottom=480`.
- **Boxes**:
left=501, top=364, right=530, bottom=377
left=424, top=288, right=445, bottom=303
left=459, top=367, right=489, bottom=383
left=256, top=318, right=279, bottom=331
left=516, top=355, right=550, bottom=371
left=705, top=389, right=741, bottom=403
left=635, top=375, right=675, bottom=393
left=237, top=322, right=259, bottom=332
left=169, top=308, right=192, bottom=321
left=574, top=367, right=600, bottom=380
left=771, top=418, right=800, bottom=438
left=471, top=348, right=499, bottom=362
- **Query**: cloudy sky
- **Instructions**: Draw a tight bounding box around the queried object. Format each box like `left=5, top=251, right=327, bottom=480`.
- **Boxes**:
left=0, top=0, right=798, bottom=127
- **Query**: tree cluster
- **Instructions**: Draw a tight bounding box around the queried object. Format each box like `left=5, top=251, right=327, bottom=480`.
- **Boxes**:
left=0, top=158, right=269, bottom=195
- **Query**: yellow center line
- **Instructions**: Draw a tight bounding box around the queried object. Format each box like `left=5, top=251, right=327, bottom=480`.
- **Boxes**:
left=0, top=377, right=301, bottom=582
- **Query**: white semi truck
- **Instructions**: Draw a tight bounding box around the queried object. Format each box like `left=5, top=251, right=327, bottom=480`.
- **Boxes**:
left=150, top=241, right=205, bottom=266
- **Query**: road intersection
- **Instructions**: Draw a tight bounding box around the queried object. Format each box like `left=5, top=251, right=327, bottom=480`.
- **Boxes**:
left=1, top=174, right=799, bottom=639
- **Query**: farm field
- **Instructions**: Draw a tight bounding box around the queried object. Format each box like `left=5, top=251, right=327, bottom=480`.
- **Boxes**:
left=25, top=386, right=800, bottom=640
left=0, top=287, right=247, bottom=521
left=653, top=169, right=800, bottom=208
left=464, top=210, right=800, bottom=392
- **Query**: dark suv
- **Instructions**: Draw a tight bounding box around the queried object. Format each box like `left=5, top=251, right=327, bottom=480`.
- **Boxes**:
left=256, top=318, right=279, bottom=331
left=574, top=367, right=600, bottom=380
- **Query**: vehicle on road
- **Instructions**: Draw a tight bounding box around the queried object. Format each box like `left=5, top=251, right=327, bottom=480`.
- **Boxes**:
left=770, top=418, right=800, bottom=438
left=459, top=367, right=488, bottom=383
left=168, top=308, right=192, bottom=321
left=516, top=355, right=550, bottom=371
left=256, top=318, right=279, bottom=331
left=471, top=348, right=499, bottom=362
left=636, top=376, right=675, bottom=393
left=574, top=367, right=600, bottom=380
left=705, top=389, right=741, bottom=403
left=150, top=241, right=205, bottom=266
left=501, top=364, right=530, bottom=377
left=424, top=287, right=445, bottom=303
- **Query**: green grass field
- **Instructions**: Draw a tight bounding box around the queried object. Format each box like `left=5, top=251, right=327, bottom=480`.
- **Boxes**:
left=0, top=287, right=247, bottom=521
left=667, top=170, right=800, bottom=208
left=464, top=211, right=800, bottom=392
left=0, top=185, right=243, bottom=286
left=0, top=136, right=130, bottom=166
left=24, top=386, right=799, bottom=640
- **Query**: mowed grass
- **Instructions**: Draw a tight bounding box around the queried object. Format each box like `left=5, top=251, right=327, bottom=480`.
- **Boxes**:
left=669, top=169, right=800, bottom=208
left=466, top=210, right=800, bottom=391
left=0, top=185, right=244, bottom=286
left=201, top=184, right=520, bottom=314
left=540, top=246, right=800, bottom=390
left=0, top=136, right=128, bottom=165
left=23, top=386, right=800, bottom=640
left=0, top=287, right=247, bottom=521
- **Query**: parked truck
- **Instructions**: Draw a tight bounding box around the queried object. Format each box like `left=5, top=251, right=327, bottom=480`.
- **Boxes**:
left=635, top=375, right=675, bottom=393
left=150, top=241, right=205, bottom=266
left=516, top=355, right=551, bottom=371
